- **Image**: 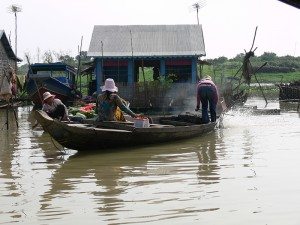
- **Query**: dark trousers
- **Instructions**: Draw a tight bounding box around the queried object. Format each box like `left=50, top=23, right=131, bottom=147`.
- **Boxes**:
left=47, top=104, right=65, bottom=120
left=198, top=86, right=217, bottom=123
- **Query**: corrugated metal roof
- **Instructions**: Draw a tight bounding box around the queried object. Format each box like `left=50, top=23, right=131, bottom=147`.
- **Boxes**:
left=88, top=25, right=206, bottom=58
left=0, top=30, right=21, bottom=61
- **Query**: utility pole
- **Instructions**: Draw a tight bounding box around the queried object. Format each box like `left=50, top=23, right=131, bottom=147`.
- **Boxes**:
left=8, top=4, right=22, bottom=72
left=191, top=1, right=205, bottom=25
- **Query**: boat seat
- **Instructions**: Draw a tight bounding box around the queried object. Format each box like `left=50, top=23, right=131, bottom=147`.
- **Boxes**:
left=159, top=119, right=195, bottom=126
left=150, top=124, right=174, bottom=128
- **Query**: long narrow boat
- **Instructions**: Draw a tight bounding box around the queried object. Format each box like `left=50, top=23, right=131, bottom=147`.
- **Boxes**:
left=34, top=110, right=219, bottom=151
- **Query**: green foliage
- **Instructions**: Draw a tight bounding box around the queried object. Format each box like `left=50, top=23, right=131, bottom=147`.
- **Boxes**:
left=207, top=56, right=228, bottom=65
left=260, top=52, right=277, bottom=61
left=138, top=67, right=153, bottom=81
left=204, top=52, right=300, bottom=84
left=255, top=72, right=300, bottom=83
left=17, top=64, right=28, bottom=75
left=58, top=55, right=76, bottom=67
left=157, top=74, right=176, bottom=88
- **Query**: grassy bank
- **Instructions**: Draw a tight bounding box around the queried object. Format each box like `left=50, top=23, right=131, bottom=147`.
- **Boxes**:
left=202, top=65, right=300, bottom=84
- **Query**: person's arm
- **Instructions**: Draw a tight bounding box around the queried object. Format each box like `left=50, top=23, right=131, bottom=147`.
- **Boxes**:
left=114, top=95, right=136, bottom=117
left=42, top=103, right=54, bottom=113
left=42, top=104, right=46, bottom=111
left=54, top=99, right=69, bottom=121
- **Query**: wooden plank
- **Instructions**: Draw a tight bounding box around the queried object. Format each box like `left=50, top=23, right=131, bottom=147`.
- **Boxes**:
left=159, top=119, right=194, bottom=126
left=96, top=121, right=135, bottom=131
left=150, top=124, right=174, bottom=128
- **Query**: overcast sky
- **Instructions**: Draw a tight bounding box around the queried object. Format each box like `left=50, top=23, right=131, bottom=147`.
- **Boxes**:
left=1, top=0, right=299, bottom=63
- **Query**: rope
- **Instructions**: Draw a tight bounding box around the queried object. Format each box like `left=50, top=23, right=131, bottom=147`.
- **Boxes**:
left=50, top=137, right=66, bottom=154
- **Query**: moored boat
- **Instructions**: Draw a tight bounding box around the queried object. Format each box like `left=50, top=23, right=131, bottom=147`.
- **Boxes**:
left=0, top=100, right=22, bottom=109
left=26, top=62, right=80, bottom=107
left=34, top=110, right=219, bottom=151
left=277, top=81, right=300, bottom=101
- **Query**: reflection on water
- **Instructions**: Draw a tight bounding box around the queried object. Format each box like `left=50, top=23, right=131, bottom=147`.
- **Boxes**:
left=0, top=100, right=300, bottom=224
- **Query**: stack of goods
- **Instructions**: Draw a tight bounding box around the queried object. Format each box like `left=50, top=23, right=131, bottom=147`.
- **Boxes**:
left=68, top=103, right=97, bottom=119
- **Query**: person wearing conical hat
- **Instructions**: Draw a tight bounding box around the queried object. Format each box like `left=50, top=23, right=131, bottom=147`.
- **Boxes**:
left=195, top=75, right=219, bottom=123
left=96, top=78, right=139, bottom=121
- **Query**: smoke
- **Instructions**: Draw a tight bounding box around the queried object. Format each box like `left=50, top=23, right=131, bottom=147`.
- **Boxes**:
left=162, top=83, right=198, bottom=115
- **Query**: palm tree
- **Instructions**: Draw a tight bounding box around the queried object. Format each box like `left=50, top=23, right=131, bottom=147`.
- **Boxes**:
left=8, top=4, right=22, bottom=70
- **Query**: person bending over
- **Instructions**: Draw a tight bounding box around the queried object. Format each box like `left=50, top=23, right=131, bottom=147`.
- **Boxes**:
left=195, top=76, right=219, bottom=123
left=42, top=92, right=69, bottom=121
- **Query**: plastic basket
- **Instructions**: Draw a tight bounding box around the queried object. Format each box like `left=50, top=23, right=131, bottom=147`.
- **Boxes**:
left=133, top=117, right=150, bottom=128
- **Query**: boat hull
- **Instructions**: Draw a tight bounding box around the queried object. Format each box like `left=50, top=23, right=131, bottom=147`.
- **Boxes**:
left=34, top=110, right=217, bottom=151
left=277, top=83, right=300, bottom=101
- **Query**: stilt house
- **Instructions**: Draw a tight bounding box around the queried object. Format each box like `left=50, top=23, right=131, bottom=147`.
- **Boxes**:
left=0, top=30, right=21, bottom=101
left=0, top=30, right=21, bottom=73
left=87, top=24, right=206, bottom=110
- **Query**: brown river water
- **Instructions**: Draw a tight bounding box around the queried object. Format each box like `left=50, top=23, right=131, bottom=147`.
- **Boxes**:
left=0, top=97, right=299, bottom=225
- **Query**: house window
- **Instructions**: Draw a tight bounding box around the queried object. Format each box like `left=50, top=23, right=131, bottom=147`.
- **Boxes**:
left=103, top=60, right=128, bottom=83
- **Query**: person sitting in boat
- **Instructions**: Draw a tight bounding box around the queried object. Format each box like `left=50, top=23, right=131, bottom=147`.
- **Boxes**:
left=96, top=78, right=139, bottom=121
left=195, top=75, right=219, bottom=123
left=42, top=91, right=69, bottom=121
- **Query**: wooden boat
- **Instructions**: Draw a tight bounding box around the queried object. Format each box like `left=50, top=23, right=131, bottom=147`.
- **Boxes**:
left=34, top=110, right=219, bottom=151
left=26, top=62, right=80, bottom=107
left=277, top=81, right=300, bottom=101
left=0, top=100, right=22, bottom=109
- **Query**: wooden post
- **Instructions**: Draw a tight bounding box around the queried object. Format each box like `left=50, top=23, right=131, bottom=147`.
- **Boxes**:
left=95, top=58, right=103, bottom=94
left=160, top=59, right=166, bottom=78
left=191, top=58, right=197, bottom=83
left=6, top=103, right=9, bottom=130
left=128, top=60, right=134, bottom=84
left=297, top=89, right=300, bottom=112
left=129, top=30, right=134, bottom=84
left=76, top=36, right=83, bottom=93
left=141, top=59, right=148, bottom=108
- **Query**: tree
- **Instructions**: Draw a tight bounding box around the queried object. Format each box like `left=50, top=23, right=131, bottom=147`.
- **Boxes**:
left=58, top=55, right=76, bottom=66
left=43, top=50, right=53, bottom=63
left=259, top=52, right=277, bottom=61
left=232, top=53, right=245, bottom=61
left=209, top=56, right=228, bottom=65
left=75, top=51, right=92, bottom=65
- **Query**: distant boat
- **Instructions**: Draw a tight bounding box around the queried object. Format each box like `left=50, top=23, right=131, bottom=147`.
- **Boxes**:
left=26, top=62, right=80, bottom=107
left=277, top=80, right=300, bottom=101
left=34, top=110, right=219, bottom=151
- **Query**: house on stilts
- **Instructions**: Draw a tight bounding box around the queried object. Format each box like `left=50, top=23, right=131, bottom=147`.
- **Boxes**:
left=86, top=24, right=206, bottom=111
left=0, top=30, right=21, bottom=73
left=0, top=30, right=22, bottom=102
